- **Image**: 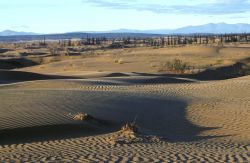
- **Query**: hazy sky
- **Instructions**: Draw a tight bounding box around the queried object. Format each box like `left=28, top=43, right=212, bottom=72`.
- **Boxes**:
left=1, top=0, right=250, bottom=33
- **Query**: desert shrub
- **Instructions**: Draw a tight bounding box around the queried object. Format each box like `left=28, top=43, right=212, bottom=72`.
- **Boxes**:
left=163, top=59, right=189, bottom=74
left=121, top=123, right=138, bottom=134
left=73, top=113, right=94, bottom=121
left=114, top=58, right=125, bottom=64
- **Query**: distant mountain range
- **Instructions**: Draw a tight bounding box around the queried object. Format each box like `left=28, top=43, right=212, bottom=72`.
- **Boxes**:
left=0, top=23, right=250, bottom=37
left=108, top=23, right=250, bottom=34
left=0, top=30, right=38, bottom=36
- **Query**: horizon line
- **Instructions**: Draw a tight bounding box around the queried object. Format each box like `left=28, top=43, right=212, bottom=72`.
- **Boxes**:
left=1, top=22, right=250, bottom=35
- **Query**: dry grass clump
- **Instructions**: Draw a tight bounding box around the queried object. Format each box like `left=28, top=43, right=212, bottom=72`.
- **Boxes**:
left=109, top=123, right=139, bottom=145
left=121, top=123, right=138, bottom=133
left=156, top=59, right=191, bottom=74
left=73, top=113, right=94, bottom=121
left=119, top=123, right=139, bottom=140
left=109, top=123, right=162, bottom=145
left=114, top=58, right=125, bottom=64
left=164, top=59, right=189, bottom=74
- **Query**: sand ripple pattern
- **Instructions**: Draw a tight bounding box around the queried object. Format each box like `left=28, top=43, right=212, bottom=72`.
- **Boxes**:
left=0, top=75, right=249, bottom=162
left=0, top=133, right=249, bottom=162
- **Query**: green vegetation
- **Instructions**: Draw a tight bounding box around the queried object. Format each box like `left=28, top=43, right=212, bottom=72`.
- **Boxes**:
left=163, top=59, right=190, bottom=74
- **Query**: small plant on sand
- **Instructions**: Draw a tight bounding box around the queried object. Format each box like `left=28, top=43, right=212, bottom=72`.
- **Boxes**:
left=119, top=122, right=139, bottom=140
left=114, top=58, right=125, bottom=64
left=109, top=123, right=139, bottom=145
left=163, top=59, right=189, bottom=74
left=121, top=123, right=138, bottom=134
left=73, top=113, right=94, bottom=121
left=114, top=59, right=119, bottom=63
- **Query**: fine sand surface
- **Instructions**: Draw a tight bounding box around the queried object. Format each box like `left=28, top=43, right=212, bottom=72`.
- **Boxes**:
left=0, top=70, right=249, bottom=162
left=18, top=46, right=250, bottom=74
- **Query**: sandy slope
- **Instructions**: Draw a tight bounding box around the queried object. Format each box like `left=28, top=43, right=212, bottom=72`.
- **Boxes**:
left=18, top=46, right=250, bottom=74
left=0, top=70, right=249, bottom=162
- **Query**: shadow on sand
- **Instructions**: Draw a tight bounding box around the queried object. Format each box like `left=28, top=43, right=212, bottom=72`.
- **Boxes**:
left=0, top=91, right=229, bottom=145
left=189, top=61, right=250, bottom=80
left=1, top=57, right=249, bottom=85
left=133, top=64, right=249, bottom=81
left=0, top=70, right=79, bottom=84
left=95, top=95, right=229, bottom=143
left=0, top=58, right=38, bottom=69
left=133, top=58, right=250, bottom=81
left=0, top=124, right=113, bottom=146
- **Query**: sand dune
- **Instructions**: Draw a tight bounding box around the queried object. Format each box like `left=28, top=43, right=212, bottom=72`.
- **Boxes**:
left=18, top=46, right=250, bottom=74
left=0, top=69, right=81, bottom=84
left=0, top=70, right=249, bottom=162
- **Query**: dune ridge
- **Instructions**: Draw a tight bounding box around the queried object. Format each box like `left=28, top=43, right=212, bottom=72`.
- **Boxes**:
left=0, top=70, right=249, bottom=162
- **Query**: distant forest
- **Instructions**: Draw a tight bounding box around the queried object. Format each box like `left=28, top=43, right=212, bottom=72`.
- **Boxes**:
left=0, top=33, right=164, bottom=42
left=0, top=33, right=249, bottom=46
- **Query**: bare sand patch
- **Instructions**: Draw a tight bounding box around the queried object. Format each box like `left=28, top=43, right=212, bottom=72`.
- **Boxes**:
left=0, top=71, right=249, bottom=162
left=0, top=45, right=249, bottom=162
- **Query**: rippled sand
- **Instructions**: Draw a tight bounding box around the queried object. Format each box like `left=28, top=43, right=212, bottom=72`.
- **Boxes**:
left=0, top=70, right=249, bottom=162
